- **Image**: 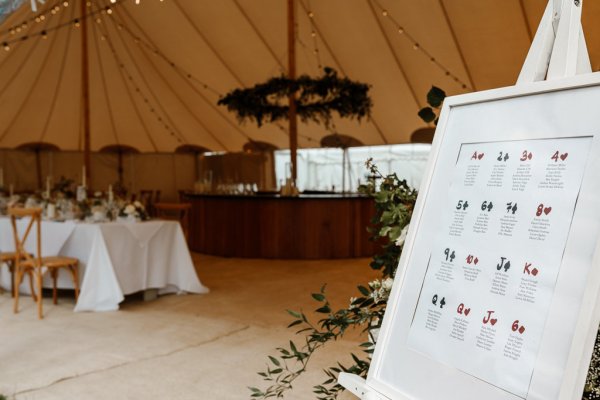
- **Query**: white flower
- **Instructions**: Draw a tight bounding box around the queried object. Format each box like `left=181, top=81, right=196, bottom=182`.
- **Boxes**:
left=134, top=201, right=143, bottom=209
left=348, top=297, right=358, bottom=310
left=369, top=279, right=381, bottom=289
left=382, top=277, right=394, bottom=291
left=94, top=191, right=102, bottom=198
left=395, top=224, right=410, bottom=247
left=124, top=204, right=136, bottom=215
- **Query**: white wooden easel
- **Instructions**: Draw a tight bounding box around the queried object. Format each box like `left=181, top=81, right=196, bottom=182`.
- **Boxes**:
left=338, top=0, right=592, bottom=398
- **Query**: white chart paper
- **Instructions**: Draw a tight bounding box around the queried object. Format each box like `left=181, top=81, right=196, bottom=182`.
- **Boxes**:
left=407, top=137, right=592, bottom=398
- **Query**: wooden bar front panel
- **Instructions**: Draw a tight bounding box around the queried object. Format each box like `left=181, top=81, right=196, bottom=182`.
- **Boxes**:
left=185, top=194, right=377, bottom=259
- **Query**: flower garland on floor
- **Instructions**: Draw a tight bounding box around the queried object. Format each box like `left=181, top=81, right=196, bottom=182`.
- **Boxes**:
left=217, top=67, right=372, bottom=128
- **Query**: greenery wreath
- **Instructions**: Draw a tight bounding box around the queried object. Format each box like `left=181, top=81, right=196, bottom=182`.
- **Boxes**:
left=217, top=67, right=372, bottom=128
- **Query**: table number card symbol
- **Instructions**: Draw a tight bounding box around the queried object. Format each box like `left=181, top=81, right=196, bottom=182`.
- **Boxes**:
left=535, top=204, right=552, bottom=217
left=432, top=294, right=447, bottom=309
left=560, top=152, right=569, bottom=161
left=456, top=200, right=469, bottom=210
left=481, top=201, right=494, bottom=212
left=471, top=151, right=485, bottom=160
left=444, top=248, right=456, bottom=262
left=506, top=202, right=518, bottom=214
left=551, top=151, right=569, bottom=162
left=497, top=152, right=510, bottom=162
left=520, top=150, right=533, bottom=161
left=483, top=310, right=497, bottom=326
left=497, top=257, right=511, bottom=272
left=523, top=262, right=539, bottom=276
left=512, top=320, right=526, bottom=335
left=457, top=303, right=471, bottom=316
left=466, top=255, right=479, bottom=265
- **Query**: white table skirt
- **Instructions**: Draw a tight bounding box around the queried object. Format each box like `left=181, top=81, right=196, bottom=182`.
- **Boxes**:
left=0, top=218, right=209, bottom=312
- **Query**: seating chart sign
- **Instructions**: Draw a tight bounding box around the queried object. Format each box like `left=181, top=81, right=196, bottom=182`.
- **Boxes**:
left=407, top=137, right=592, bottom=398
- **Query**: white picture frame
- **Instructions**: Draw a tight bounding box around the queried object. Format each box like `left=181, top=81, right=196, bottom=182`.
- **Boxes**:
left=362, top=72, right=600, bottom=400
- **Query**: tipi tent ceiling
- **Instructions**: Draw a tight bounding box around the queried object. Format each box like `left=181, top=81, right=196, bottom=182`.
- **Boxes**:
left=0, top=0, right=598, bottom=153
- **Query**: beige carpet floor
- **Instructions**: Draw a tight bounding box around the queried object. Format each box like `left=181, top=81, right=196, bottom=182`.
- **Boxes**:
left=0, top=254, right=380, bottom=399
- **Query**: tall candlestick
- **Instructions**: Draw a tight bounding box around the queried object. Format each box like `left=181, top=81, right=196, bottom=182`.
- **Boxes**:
left=0, top=167, right=3, bottom=188
left=108, top=184, right=114, bottom=203
left=82, top=166, right=86, bottom=187
left=46, top=176, right=51, bottom=198
left=9, top=184, right=13, bottom=197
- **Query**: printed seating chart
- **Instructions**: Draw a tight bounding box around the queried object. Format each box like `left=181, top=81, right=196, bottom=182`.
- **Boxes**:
left=407, top=138, right=591, bottom=398
left=341, top=75, right=600, bottom=400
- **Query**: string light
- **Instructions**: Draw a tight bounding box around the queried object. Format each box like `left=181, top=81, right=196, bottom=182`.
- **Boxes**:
left=304, top=0, right=322, bottom=71
left=96, top=22, right=187, bottom=145
left=371, top=0, right=470, bottom=90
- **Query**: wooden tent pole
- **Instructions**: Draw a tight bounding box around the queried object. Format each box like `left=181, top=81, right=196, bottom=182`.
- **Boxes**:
left=287, top=0, right=298, bottom=183
left=81, top=0, right=92, bottom=188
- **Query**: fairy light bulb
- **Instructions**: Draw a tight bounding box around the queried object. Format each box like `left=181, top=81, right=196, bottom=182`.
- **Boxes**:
left=382, top=10, right=388, bottom=16
left=3, top=42, right=10, bottom=51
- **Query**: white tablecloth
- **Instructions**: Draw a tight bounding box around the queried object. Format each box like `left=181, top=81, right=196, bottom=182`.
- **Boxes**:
left=0, top=218, right=209, bottom=312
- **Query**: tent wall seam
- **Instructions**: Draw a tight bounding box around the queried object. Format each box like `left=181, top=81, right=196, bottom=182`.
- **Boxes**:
left=108, top=14, right=190, bottom=145
left=0, top=5, right=55, bottom=96
left=90, top=10, right=121, bottom=146
left=116, top=6, right=254, bottom=147
left=366, top=0, right=423, bottom=110
left=96, top=19, right=158, bottom=152
left=0, top=5, right=65, bottom=143
left=297, top=0, right=388, bottom=144
left=39, top=0, right=77, bottom=143
left=108, top=9, right=231, bottom=150
left=232, top=0, right=285, bottom=73
left=518, top=0, right=534, bottom=42
left=437, top=0, right=477, bottom=91
left=173, top=0, right=245, bottom=87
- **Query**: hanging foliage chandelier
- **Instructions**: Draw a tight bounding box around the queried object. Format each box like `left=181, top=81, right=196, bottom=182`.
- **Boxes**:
left=217, top=67, right=372, bottom=128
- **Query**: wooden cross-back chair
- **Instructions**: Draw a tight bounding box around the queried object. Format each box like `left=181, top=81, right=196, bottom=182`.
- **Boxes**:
left=140, top=190, right=161, bottom=217
left=9, top=207, right=80, bottom=319
left=154, top=203, right=192, bottom=243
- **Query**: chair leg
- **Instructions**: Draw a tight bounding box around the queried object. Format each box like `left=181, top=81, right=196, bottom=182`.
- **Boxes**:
left=27, top=270, right=37, bottom=302
left=13, top=267, right=21, bottom=314
left=71, top=263, right=80, bottom=301
left=8, top=261, right=15, bottom=298
left=51, top=269, right=58, bottom=305
left=36, top=270, right=43, bottom=319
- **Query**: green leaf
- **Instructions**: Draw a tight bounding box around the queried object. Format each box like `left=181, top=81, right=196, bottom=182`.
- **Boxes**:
left=427, top=86, right=446, bottom=108
left=269, top=356, right=281, bottom=367
left=286, top=309, right=302, bottom=319
left=418, top=107, right=436, bottom=123
left=358, top=285, right=370, bottom=296
left=287, top=320, right=303, bottom=328
left=312, top=293, right=325, bottom=302
left=316, top=305, right=331, bottom=314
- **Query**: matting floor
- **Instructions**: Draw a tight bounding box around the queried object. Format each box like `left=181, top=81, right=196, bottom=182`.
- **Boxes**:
left=0, top=253, right=379, bottom=399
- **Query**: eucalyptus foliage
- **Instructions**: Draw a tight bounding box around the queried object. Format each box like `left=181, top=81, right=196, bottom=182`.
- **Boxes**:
left=417, top=86, right=446, bottom=126
left=218, top=67, right=372, bottom=128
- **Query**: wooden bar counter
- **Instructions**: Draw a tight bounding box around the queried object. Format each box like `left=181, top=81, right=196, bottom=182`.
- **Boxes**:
left=184, top=193, right=377, bottom=259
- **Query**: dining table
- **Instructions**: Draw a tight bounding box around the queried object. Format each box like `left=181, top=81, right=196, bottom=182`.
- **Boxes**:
left=0, top=217, right=209, bottom=312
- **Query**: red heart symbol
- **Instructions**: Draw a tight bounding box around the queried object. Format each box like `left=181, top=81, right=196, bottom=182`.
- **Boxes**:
left=464, top=308, right=470, bottom=316
left=532, top=268, right=538, bottom=276
left=560, top=153, right=568, bottom=161
left=518, top=326, right=525, bottom=334
left=528, top=153, right=533, bottom=160
left=478, top=153, right=484, bottom=160
left=474, top=257, right=479, bottom=265
left=543, top=207, right=552, bottom=215
left=490, top=318, right=497, bottom=326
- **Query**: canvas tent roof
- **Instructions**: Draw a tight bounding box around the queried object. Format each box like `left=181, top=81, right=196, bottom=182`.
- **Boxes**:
left=0, top=0, right=598, bottom=153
